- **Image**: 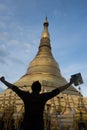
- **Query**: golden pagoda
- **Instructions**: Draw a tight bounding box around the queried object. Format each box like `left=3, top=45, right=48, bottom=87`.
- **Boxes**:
left=0, top=17, right=87, bottom=130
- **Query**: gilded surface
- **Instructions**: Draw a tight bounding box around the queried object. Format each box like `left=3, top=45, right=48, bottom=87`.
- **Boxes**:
left=0, top=18, right=87, bottom=130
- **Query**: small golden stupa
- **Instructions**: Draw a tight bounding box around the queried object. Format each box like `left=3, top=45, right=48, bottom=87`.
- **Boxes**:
left=0, top=17, right=87, bottom=130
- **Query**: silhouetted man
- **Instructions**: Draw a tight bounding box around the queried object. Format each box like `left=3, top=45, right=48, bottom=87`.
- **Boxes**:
left=0, top=76, right=73, bottom=130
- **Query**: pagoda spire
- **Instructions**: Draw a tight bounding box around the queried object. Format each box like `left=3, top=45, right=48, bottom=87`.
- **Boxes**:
left=39, top=17, right=51, bottom=49
left=41, top=16, right=50, bottom=39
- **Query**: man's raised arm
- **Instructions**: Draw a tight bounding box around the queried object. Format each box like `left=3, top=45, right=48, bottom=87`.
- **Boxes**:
left=0, top=76, right=16, bottom=89
left=0, top=76, right=26, bottom=99
left=58, top=78, right=74, bottom=92
left=42, top=78, right=74, bottom=101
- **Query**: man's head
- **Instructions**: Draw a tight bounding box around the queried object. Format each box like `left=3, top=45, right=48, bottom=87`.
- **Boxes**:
left=31, top=81, right=41, bottom=92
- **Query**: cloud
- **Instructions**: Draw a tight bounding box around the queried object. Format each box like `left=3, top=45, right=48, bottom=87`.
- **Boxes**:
left=0, top=13, right=40, bottom=67
left=0, top=32, right=10, bottom=42
left=0, top=3, right=8, bottom=13
left=0, top=44, right=10, bottom=64
left=61, top=62, right=87, bottom=79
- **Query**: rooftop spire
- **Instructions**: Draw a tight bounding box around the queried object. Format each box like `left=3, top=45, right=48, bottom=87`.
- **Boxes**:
left=40, top=17, right=51, bottom=49
left=41, top=17, right=50, bottom=39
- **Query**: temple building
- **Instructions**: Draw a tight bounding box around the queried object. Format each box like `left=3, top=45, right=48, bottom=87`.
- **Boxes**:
left=0, top=18, right=87, bottom=130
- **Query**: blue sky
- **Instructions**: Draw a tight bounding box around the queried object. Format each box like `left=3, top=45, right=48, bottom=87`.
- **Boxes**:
left=0, top=0, right=87, bottom=96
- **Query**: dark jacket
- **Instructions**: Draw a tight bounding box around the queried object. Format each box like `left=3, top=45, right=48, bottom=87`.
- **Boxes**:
left=12, top=86, right=60, bottom=130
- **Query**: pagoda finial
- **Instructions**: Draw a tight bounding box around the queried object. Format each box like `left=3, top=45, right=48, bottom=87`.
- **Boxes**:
left=46, top=16, right=47, bottom=20
left=39, top=17, right=51, bottom=49
left=44, top=16, right=49, bottom=26
left=41, top=17, right=50, bottom=39
left=44, top=16, right=49, bottom=28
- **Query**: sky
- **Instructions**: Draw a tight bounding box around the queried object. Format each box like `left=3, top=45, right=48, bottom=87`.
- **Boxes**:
left=0, top=0, right=87, bottom=96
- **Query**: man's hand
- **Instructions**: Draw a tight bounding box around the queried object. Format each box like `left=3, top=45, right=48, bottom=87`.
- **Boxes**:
left=0, top=76, right=5, bottom=82
left=70, top=77, right=74, bottom=85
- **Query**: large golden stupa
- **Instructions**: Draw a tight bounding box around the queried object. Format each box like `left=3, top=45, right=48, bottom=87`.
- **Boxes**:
left=0, top=18, right=87, bottom=130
